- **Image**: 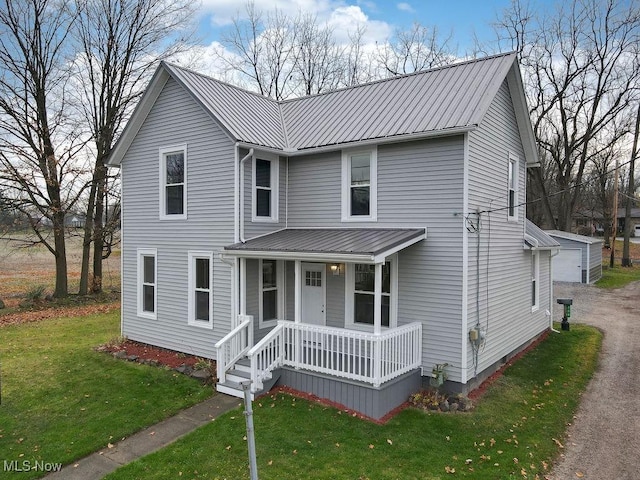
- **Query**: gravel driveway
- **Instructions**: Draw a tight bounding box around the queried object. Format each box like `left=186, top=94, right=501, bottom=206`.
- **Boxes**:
left=549, top=280, right=640, bottom=480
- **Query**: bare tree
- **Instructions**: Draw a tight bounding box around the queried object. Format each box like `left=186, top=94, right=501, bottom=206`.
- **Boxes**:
left=0, top=0, right=83, bottom=298
left=215, top=2, right=298, bottom=100
left=498, top=0, right=640, bottom=231
left=73, top=0, right=196, bottom=294
left=294, top=14, right=344, bottom=95
left=622, top=103, right=639, bottom=266
left=376, top=22, right=454, bottom=76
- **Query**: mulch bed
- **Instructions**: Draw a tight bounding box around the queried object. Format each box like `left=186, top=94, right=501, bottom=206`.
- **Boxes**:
left=99, top=339, right=205, bottom=369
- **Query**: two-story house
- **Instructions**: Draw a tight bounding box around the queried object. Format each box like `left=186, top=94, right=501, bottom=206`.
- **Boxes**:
left=107, top=52, right=560, bottom=420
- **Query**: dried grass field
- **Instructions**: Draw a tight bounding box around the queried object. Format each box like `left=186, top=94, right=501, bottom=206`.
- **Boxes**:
left=0, top=232, right=121, bottom=309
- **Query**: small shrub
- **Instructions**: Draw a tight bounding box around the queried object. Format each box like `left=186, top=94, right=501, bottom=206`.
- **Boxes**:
left=25, top=285, right=46, bottom=301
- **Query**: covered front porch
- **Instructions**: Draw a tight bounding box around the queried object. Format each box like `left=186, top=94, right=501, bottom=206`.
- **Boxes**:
left=215, top=228, right=427, bottom=416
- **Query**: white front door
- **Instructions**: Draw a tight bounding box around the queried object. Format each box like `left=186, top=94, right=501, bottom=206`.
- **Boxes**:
left=302, top=263, right=326, bottom=325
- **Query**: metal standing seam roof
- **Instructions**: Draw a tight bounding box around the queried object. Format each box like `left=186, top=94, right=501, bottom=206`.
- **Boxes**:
left=224, top=228, right=427, bottom=262
left=525, top=220, right=561, bottom=250
left=545, top=230, right=604, bottom=245
left=161, top=52, right=517, bottom=151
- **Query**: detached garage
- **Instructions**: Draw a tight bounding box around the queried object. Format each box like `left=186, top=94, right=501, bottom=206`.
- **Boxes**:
left=546, top=231, right=603, bottom=284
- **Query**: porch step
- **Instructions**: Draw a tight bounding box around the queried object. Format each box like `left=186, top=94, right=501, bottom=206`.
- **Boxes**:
left=234, top=357, right=251, bottom=373
left=216, top=366, right=282, bottom=400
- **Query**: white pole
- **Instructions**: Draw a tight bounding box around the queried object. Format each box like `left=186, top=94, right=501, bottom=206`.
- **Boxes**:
left=241, top=381, right=259, bottom=480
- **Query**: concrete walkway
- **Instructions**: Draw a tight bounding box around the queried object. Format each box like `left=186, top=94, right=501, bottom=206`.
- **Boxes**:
left=45, top=394, right=241, bottom=480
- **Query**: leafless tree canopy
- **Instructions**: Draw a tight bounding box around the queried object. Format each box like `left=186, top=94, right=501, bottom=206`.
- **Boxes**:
left=498, top=0, right=640, bottom=233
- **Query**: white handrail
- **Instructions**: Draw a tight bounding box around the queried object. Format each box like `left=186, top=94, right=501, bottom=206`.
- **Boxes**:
left=246, top=321, right=422, bottom=391
left=215, top=315, right=252, bottom=383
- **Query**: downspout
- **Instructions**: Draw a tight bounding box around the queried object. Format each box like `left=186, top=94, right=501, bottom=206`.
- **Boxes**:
left=238, top=148, right=254, bottom=243
left=549, top=249, right=561, bottom=333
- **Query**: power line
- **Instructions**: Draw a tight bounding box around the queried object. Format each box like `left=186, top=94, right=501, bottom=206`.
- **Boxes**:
left=473, top=155, right=637, bottom=217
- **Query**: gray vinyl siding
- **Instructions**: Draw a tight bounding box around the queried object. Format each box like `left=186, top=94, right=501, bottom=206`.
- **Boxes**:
left=120, top=77, right=235, bottom=359
left=466, top=80, right=548, bottom=381
left=588, top=243, right=602, bottom=283
left=286, top=137, right=466, bottom=382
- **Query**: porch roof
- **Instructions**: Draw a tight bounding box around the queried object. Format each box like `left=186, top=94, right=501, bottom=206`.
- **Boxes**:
left=224, top=228, right=427, bottom=263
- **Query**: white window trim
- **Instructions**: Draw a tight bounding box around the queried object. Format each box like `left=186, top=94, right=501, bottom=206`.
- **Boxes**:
left=188, top=251, right=214, bottom=329
left=258, top=259, right=285, bottom=328
left=341, top=147, right=378, bottom=222
left=137, top=248, right=157, bottom=320
left=531, top=250, right=540, bottom=312
left=344, top=256, right=397, bottom=331
left=508, top=152, right=519, bottom=222
left=252, top=153, right=279, bottom=223
left=159, top=144, right=187, bottom=220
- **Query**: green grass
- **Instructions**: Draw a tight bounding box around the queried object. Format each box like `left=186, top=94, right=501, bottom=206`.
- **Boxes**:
left=597, top=264, right=640, bottom=289
left=106, top=325, right=601, bottom=480
left=0, top=311, right=213, bottom=479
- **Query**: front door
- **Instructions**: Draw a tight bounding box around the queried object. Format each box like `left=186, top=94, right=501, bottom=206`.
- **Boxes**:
left=302, top=263, right=326, bottom=325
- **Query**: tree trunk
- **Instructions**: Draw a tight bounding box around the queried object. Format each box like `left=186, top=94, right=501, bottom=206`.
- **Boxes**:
left=622, top=104, right=639, bottom=267
left=91, top=162, right=107, bottom=293
left=79, top=179, right=97, bottom=295
left=52, top=210, right=68, bottom=298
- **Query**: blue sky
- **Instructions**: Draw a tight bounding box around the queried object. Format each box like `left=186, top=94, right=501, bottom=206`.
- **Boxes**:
left=196, top=0, right=537, bottom=53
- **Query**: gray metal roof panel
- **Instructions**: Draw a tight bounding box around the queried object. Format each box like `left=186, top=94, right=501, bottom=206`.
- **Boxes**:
left=163, top=63, right=286, bottom=149
left=545, top=230, right=603, bottom=245
left=225, top=228, right=426, bottom=257
left=160, top=53, right=516, bottom=151
left=526, top=220, right=561, bottom=249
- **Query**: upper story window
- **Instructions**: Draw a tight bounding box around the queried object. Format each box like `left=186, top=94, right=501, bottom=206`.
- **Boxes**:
left=160, top=145, right=187, bottom=219
left=252, top=155, right=279, bottom=222
left=341, top=147, right=377, bottom=221
left=137, top=248, right=157, bottom=319
left=188, top=252, right=213, bottom=328
left=508, top=152, right=519, bottom=221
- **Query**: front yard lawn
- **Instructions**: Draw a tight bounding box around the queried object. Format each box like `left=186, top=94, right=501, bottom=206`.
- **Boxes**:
left=0, top=310, right=213, bottom=479
left=106, top=324, right=601, bottom=480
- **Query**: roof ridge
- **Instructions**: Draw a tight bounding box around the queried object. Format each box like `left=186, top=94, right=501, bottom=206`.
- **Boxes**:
left=279, top=51, right=517, bottom=105
left=161, top=61, right=281, bottom=104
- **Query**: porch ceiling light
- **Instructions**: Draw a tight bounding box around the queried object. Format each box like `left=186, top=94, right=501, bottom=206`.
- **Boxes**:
left=330, top=264, right=341, bottom=276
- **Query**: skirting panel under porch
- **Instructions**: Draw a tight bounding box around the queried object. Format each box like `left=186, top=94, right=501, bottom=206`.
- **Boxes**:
left=276, top=367, right=422, bottom=420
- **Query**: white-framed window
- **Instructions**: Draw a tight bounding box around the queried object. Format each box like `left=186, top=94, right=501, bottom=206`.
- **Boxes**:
left=531, top=250, right=539, bottom=312
left=252, top=154, right=279, bottom=222
left=341, top=147, right=377, bottom=221
left=508, top=152, right=519, bottom=221
left=345, top=257, right=397, bottom=329
left=188, top=252, right=213, bottom=328
left=137, top=248, right=157, bottom=319
left=259, top=259, right=285, bottom=328
left=159, top=145, right=187, bottom=219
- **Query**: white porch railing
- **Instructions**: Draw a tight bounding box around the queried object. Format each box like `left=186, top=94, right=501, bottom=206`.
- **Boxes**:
left=247, top=321, right=422, bottom=392
left=214, top=315, right=253, bottom=383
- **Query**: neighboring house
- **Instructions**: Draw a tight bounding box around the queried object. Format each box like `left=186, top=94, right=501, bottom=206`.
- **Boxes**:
left=546, top=231, right=603, bottom=283
left=573, top=207, right=640, bottom=237
left=107, top=52, right=560, bottom=420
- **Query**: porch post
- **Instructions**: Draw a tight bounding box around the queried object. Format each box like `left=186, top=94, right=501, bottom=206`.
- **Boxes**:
left=373, top=262, right=382, bottom=386
left=240, top=257, right=247, bottom=318
left=373, top=262, right=382, bottom=335
left=294, top=260, right=302, bottom=323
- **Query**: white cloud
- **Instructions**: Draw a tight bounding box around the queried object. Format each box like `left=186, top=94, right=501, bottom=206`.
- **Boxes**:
left=397, top=2, right=414, bottom=13
left=327, top=5, right=391, bottom=44
left=199, top=0, right=340, bottom=26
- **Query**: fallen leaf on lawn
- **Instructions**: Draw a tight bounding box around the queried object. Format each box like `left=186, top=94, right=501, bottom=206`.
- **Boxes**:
left=490, top=438, right=496, bottom=446
left=465, top=459, right=472, bottom=464
left=552, top=438, right=564, bottom=448
left=268, top=460, right=273, bottom=466
left=444, top=465, right=455, bottom=473
left=513, top=457, right=519, bottom=464
left=293, top=449, right=297, bottom=455
left=225, top=445, right=231, bottom=450
left=335, top=443, right=340, bottom=447
left=107, top=443, right=114, bottom=449
left=369, top=444, right=375, bottom=449
left=387, top=439, right=393, bottom=445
